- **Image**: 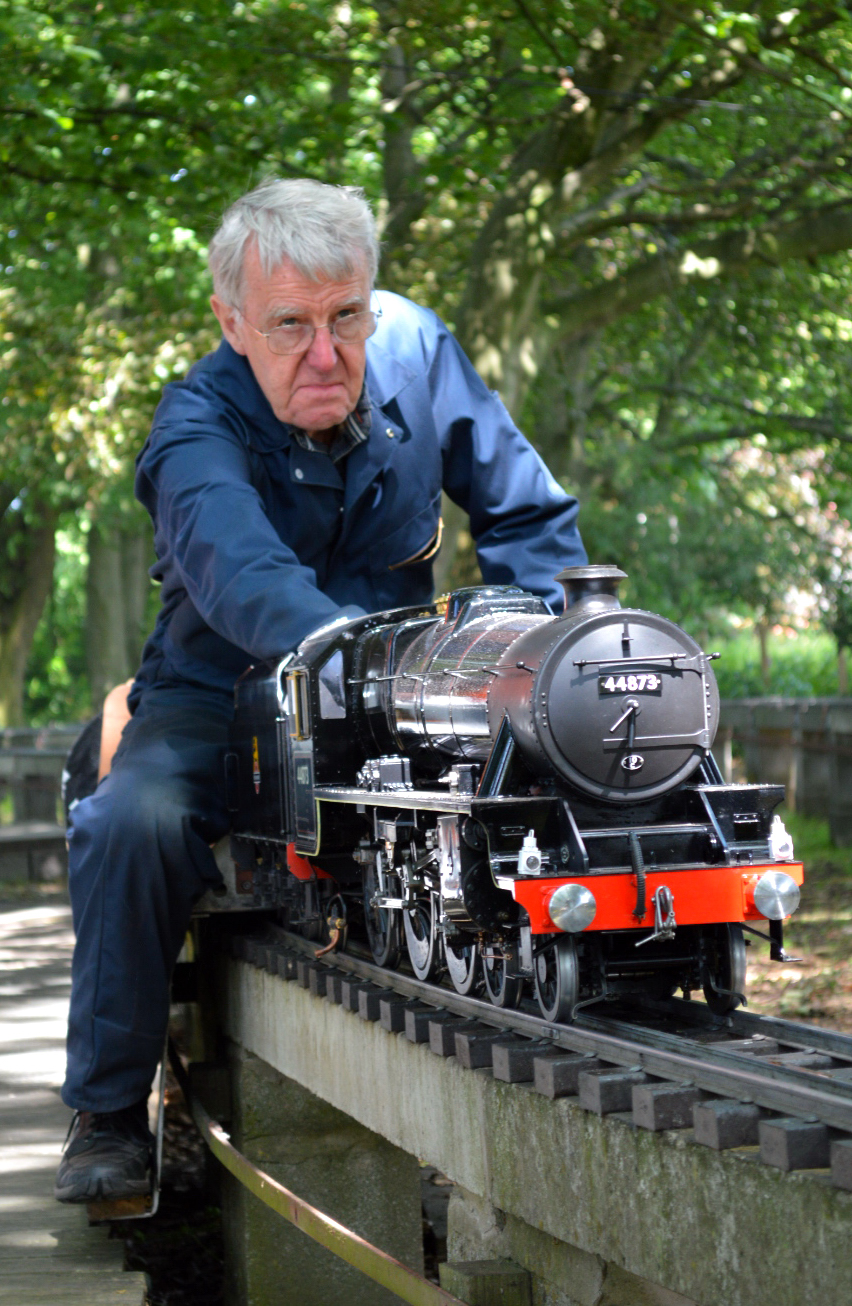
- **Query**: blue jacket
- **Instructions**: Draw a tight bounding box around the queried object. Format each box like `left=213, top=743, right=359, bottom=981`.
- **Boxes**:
left=133, top=290, right=586, bottom=698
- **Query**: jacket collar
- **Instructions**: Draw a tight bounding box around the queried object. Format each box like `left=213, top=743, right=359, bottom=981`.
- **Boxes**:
left=204, top=342, right=287, bottom=452
left=336, top=339, right=419, bottom=509
left=363, top=340, right=418, bottom=406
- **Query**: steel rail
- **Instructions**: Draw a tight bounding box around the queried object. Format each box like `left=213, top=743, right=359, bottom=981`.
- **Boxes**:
left=167, top=1040, right=466, bottom=1306
left=261, top=928, right=852, bottom=1134
left=638, top=994, right=852, bottom=1060
left=576, top=1010, right=852, bottom=1097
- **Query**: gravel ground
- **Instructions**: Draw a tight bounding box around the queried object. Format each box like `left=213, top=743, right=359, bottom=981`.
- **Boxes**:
left=746, top=813, right=852, bottom=1032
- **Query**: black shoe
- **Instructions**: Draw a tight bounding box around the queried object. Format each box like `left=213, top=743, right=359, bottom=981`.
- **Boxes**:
left=54, top=1099, right=153, bottom=1203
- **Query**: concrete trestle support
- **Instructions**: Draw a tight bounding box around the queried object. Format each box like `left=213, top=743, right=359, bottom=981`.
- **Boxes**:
left=221, top=1046, right=425, bottom=1306
left=210, top=957, right=852, bottom=1306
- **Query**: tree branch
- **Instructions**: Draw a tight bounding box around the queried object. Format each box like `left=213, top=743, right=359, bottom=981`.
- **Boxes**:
left=659, top=417, right=852, bottom=451
left=512, top=0, right=566, bottom=63
left=550, top=201, right=852, bottom=344
left=0, top=163, right=135, bottom=195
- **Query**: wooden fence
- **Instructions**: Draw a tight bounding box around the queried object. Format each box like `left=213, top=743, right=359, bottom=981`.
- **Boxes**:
left=719, top=698, right=852, bottom=845
left=0, top=725, right=80, bottom=882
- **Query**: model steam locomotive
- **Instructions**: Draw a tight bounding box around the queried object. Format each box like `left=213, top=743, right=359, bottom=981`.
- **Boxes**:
left=222, top=566, right=803, bottom=1021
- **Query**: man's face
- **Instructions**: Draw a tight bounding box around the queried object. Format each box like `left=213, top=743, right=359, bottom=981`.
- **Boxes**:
left=211, top=243, right=370, bottom=437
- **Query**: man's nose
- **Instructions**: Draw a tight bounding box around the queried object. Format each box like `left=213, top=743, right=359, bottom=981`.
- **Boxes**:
left=305, top=323, right=338, bottom=370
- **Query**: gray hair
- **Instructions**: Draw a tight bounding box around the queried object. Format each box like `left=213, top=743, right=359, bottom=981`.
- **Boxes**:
left=208, top=178, right=379, bottom=307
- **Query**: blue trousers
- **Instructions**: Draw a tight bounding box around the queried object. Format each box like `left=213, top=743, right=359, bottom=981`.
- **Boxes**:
left=62, top=684, right=233, bottom=1112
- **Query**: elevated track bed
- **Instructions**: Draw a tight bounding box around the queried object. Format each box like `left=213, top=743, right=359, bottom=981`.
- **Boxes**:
left=199, top=924, right=852, bottom=1306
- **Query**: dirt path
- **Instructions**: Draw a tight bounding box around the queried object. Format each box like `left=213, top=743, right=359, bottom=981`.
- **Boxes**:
left=746, top=816, right=852, bottom=1031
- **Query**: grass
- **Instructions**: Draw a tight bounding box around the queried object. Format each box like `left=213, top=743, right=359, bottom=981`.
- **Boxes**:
left=781, top=809, right=852, bottom=879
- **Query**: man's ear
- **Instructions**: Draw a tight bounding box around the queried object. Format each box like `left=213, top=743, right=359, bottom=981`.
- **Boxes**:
left=210, top=295, right=248, bottom=355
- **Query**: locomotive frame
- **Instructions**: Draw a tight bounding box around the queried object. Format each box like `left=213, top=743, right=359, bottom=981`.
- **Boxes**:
left=218, top=567, right=804, bottom=1023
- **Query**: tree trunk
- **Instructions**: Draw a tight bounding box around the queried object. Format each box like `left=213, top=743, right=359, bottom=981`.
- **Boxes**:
left=531, top=331, right=602, bottom=489
left=757, top=622, right=772, bottom=692
left=0, top=516, right=57, bottom=728
left=86, top=520, right=153, bottom=709
left=373, top=12, right=428, bottom=282
left=120, top=528, right=152, bottom=670
left=839, top=647, right=849, bottom=696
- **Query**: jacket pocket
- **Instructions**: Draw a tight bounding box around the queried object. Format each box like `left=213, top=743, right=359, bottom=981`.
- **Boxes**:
left=388, top=517, right=443, bottom=569
left=370, top=492, right=443, bottom=573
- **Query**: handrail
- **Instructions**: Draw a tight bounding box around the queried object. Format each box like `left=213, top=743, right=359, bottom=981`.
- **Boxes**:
left=168, top=1041, right=466, bottom=1306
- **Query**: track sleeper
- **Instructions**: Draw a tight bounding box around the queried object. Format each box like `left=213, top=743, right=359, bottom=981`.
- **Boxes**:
left=455, top=1028, right=518, bottom=1070
left=358, top=987, right=388, bottom=1021
left=248, top=940, right=270, bottom=969
left=830, top=1138, right=852, bottom=1190
left=693, top=1098, right=764, bottom=1149
left=492, top=1039, right=552, bottom=1083
left=579, top=1067, right=648, bottom=1115
left=340, top=978, right=380, bottom=1012
left=706, top=1036, right=780, bottom=1056
left=632, top=1082, right=705, bottom=1131
left=759, top=1117, right=831, bottom=1171
left=273, top=951, right=298, bottom=980
left=766, top=1051, right=835, bottom=1069
left=296, top=958, right=315, bottom=989
left=380, top=996, right=422, bottom=1033
left=263, top=944, right=280, bottom=972
left=533, top=1053, right=602, bottom=1100
left=227, top=935, right=246, bottom=961
left=430, top=1018, right=482, bottom=1057
left=405, top=1007, right=449, bottom=1043
left=239, top=937, right=262, bottom=965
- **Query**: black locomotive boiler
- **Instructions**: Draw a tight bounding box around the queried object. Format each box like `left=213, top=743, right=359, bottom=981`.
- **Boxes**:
left=224, top=566, right=803, bottom=1021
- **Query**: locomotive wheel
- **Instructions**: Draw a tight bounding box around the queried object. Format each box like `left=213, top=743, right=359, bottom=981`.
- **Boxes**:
left=444, top=935, right=481, bottom=996
left=534, top=936, right=579, bottom=1023
left=482, top=950, right=523, bottom=1009
left=404, top=896, right=441, bottom=982
left=703, top=924, right=747, bottom=1014
left=364, top=865, right=402, bottom=969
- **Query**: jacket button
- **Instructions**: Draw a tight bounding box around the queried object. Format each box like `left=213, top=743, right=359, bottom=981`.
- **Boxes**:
left=385, top=427, right=394, bottom=438
left=294, top=468, right=304, bottom=480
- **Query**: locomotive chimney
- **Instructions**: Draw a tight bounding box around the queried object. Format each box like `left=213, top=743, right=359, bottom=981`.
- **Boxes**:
left=555, top=565, right=627, bottom=614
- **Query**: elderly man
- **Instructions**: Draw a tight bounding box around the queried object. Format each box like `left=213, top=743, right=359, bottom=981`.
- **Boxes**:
left=56, top=178, right=585, bottom=1202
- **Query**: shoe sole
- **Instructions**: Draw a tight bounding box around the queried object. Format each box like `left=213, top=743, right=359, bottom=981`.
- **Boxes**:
left=54, top=1172, right=152, bottom=1204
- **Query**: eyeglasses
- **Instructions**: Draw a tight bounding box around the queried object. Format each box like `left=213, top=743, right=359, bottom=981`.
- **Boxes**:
left=236, top=307, right=381, bottom=356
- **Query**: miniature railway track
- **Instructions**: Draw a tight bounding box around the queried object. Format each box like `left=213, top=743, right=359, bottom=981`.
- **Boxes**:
left=225, top=925, right=852, bottom=1186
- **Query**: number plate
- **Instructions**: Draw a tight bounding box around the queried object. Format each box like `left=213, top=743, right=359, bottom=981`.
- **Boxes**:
left=598, top=672, right=663, bottom=696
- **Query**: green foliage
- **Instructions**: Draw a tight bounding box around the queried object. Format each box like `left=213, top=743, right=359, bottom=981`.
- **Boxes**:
left=5, top=0, right=852, bottom=720
left=713, top=629, right=841, bottom=698
left=780, top=809, right=852, bottom=879
left=526, top=255, right=852, bottom=632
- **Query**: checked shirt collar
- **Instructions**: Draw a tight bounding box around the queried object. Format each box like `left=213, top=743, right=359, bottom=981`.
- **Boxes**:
left=287, top=384, right=372, bottom=464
